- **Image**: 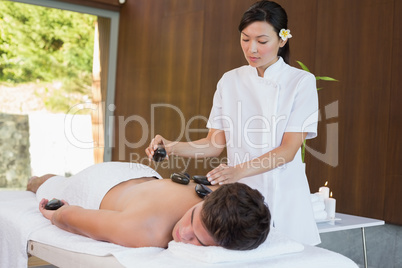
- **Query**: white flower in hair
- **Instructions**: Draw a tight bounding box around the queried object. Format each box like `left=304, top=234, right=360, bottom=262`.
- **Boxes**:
left=279, top=29, right=292, bottom=41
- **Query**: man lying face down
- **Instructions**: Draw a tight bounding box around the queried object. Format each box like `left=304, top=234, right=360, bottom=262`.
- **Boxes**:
left=28, top=162, right=270, bottom=250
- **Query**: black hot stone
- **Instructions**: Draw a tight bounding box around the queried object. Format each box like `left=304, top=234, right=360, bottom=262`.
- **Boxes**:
left=153, top=147, right=167, bottom=162
left=195, top=184, right=213, bottom=198
left=193, top=175, right=211, bottom=185
left=45, top=199, right=64, bottom=210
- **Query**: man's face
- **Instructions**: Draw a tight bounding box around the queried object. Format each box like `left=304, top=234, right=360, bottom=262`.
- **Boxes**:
left=172, top=202, right=218, bottom=247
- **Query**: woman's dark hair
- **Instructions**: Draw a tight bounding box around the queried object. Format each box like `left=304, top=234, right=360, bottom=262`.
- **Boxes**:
left=201, top=183, right=271, bottom=250
left=238, top=0, right=290, bottom=64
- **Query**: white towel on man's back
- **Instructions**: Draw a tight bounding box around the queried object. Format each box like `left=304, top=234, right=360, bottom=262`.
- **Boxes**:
left=36, top=162, right=162, bottom=209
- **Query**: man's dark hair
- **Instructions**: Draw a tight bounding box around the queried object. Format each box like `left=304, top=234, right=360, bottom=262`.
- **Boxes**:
left=201, top=183, right=271, bottom=250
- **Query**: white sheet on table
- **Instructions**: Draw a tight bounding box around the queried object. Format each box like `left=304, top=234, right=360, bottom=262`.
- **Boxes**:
left=29, top=224, right=162, bottom=256
left=0, top=191, right=49, bottom=268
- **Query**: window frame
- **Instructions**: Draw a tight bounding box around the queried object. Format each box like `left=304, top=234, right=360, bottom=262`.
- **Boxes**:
left=10, top=0, right=119, bottom=162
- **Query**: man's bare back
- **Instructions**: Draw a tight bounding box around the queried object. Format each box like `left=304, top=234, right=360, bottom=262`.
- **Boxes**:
left=100, top=178, right=219, bottom=247
left=34, top=175, right=218, bottom=248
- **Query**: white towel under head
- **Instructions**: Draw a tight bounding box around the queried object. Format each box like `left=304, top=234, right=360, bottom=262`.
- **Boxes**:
left=167, top=228, right=304, bottom=263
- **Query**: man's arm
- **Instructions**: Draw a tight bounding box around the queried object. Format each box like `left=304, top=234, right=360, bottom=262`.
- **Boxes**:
left=40, top=200, right=157, bottom=247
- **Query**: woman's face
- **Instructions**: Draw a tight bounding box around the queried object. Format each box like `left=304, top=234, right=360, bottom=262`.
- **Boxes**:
left=240, top=21, right=286, bottom=77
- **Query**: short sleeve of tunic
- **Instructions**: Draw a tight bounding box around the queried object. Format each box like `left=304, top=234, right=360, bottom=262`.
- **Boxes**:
left=284, top=72, right=318, bottom=139
left=206, top=76, right=225, bottom=130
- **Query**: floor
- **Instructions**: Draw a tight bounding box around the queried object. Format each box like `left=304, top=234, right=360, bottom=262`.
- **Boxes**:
left=28, top=256, right=56, bottom=267
left=318, top=223, right=402, bottom=268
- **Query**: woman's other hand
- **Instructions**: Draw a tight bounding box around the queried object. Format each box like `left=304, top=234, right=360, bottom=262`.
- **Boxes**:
left=206, top=164, right=241, bottom=185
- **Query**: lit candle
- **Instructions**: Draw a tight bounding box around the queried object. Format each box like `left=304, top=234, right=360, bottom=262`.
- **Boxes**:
left=319, top=181, right=330, bottom=199
left=324, top=192, right=336, bottom=219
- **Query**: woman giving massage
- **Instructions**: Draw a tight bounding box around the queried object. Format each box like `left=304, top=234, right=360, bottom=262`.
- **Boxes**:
left=146, top=0, right=320, bottom=245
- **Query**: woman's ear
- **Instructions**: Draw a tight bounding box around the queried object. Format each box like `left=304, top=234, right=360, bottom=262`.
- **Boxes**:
left=279, top=38, right=287, bottom=48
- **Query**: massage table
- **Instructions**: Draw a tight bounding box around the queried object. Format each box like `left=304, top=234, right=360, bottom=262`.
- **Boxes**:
left=0, top=190, right=359, bottom=268
left=28, top=240, right=123, bottom=267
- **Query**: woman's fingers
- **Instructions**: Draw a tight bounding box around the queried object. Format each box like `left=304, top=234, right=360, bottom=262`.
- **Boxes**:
left=146, top=136, right=163, bottom=159
left=145, top=144, right=154, bottom=160
left=207, top=164, right=230, bottom=185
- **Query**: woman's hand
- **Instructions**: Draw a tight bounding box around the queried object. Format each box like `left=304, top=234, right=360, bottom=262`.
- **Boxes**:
left=206, top=164, right=241, bottom=185
left=39, top=198, right=69, bottom=223
left=145, top=135, right=172, bottom=161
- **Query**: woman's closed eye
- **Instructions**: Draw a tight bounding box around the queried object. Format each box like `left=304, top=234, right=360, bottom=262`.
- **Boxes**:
left=242, top=39, right=268, bottom=44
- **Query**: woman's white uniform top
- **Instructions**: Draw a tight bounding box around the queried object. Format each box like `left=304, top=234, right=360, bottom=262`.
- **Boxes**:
left=207, top=57, right=321, bottom=245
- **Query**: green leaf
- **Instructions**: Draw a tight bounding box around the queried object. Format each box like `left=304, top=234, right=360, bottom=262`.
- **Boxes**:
left=316, top=76, right=338, bottom=81
left=296, top=61, right=310, bottom=73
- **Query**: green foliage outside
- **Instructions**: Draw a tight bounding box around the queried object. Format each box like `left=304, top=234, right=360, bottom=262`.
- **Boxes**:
left=0, top=1, right=95, bottom=112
